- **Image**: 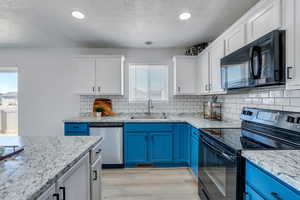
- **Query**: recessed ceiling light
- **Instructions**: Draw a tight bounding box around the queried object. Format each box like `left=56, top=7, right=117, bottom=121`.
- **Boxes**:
left=145, top=41, right=153, bottom=45
left=179, top=12, right=191, bottom=20
left=72, top=11, right=85, bottom=19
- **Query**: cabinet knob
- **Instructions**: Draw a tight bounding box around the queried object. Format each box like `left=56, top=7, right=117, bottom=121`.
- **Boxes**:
left=98, top=86, right=101, bottom=92
left=92, top=87, right=95, bottom=92
left=177, top=86, right=181, bottom=93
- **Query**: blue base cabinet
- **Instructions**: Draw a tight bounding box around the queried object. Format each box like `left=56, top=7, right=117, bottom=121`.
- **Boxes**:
left=124, top=123, right=175, bottom=167
left=64, top=123, right=89, bottom=136
left=124, top=122, right=199, bottom=172
left=245, top=161, right=300, bottom=200
left=191, top=127, right=199, bottom=177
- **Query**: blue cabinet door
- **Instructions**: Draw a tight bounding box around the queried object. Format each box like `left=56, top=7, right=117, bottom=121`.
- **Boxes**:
left=150, top=132, right=173, bottom=163
left=124, top=132, right=148, bottom=163
left=173, top=123, right=186, bottom=163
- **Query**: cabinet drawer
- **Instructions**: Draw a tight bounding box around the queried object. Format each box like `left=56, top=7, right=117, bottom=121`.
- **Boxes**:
left=246, top=161, right=300, bottom=200
left=65, top=123, right=89, bottom=132
left=125, top=123, right=174, bottom=132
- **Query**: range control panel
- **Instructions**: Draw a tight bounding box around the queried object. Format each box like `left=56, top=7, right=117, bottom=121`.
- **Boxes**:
left=241, top=107, right=300, bottom=133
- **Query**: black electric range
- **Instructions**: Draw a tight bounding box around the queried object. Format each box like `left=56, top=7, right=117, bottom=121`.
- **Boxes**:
left=198, top=107, right=300, bottom=200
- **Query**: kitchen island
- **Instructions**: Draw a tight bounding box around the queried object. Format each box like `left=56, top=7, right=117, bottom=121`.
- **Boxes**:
left=0, top=136, right=102, bottom=200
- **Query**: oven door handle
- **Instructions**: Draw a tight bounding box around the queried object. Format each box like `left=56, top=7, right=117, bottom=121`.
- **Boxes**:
left=201, top=137, right=236, bottom=162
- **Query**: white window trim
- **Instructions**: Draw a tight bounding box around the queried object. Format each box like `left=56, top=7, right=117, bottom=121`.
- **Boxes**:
left=128, top=64, right=169, bottom=103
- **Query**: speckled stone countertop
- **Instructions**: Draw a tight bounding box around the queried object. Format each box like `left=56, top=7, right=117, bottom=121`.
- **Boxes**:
left=0, top=136, right=102, bottom=200
left=64, top=113, right=242, bottom=129
left=242, top=150, right=300, bottom=192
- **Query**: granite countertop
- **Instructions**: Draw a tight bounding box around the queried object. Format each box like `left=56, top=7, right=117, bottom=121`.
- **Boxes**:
left=64, top=113, right=242, bottom=129
left=0, top=136, right=102, bottom=200
left=242, top=150, right=300, bottom=192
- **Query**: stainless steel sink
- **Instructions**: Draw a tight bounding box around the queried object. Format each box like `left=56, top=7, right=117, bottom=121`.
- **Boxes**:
left=130, top=113, right=168, bottom=120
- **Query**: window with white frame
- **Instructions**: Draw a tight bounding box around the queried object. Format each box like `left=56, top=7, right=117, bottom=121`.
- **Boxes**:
left=129, top=64, right=169, bottom=102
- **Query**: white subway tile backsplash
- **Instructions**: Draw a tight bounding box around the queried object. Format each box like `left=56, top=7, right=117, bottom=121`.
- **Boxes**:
left=275, top=98, right=290, bottom=106
left=79, top=95, right=203, bottom=115
left=79, top=87, right=300, bottom=121
left=262, top=98, right=275, bottom=105
left=290, top=98, right=300, bottom=107
left=269, top=90, right=284, bottom=97
left=207, top=87, right=300, bottom=121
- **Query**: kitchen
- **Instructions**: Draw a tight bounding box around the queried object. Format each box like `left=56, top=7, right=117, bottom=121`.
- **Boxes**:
left=1, top=0, right=300, bottom=200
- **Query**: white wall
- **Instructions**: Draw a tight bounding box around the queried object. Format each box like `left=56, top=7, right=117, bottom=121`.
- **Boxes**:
left=0, top=48, right=184, bottom=136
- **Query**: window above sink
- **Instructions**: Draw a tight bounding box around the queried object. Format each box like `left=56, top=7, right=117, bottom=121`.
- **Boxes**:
left=129, top=64, right=169, bottom=102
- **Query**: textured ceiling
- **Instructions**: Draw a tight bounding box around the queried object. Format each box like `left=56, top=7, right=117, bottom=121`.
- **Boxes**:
left=0, top=0, right=259, bottom=48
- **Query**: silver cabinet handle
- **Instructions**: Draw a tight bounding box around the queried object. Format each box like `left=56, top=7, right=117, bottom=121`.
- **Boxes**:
left=92, top=87, right=95, bottom=92
left=287, top=66, right=294, bottom=80
left=177, top=86, right=181, bottom=93
left=98, top=86, right=101, bottom=92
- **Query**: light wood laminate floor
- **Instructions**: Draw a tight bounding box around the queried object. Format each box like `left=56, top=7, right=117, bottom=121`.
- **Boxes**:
left=102, top=168, right=200, bottom=200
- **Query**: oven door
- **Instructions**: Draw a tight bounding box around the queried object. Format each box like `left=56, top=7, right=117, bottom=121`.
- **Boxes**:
left=198, top=136, right=237, bottom=200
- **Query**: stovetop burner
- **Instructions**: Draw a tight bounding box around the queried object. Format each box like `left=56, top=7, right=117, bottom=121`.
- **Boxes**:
left=0, top=146, right=24, bottom=161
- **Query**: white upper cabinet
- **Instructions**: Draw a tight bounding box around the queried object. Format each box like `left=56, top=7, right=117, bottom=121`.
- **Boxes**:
left=246, top=0, right=282, bottom=43
left=95, top=56, right=124, bottom=95
left=73, top=55, right=125, bottom=95
left=209, top=41, right=226, bottom=94
left=74, top=58, right=96, bottom=94
left=173, top=56, right=199, bottom=95
left=285, top=0, right=300, bottom=90
left=198, top=51, right=210, bottom=95
left=224, top=24, right=246, bottom=55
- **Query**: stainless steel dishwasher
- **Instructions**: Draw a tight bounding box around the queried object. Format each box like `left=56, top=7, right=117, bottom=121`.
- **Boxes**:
left=89, top=122, right=124, bottom=168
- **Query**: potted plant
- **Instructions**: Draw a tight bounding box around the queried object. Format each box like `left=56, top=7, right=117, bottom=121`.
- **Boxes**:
left=95, top=106, right=104, bottom=118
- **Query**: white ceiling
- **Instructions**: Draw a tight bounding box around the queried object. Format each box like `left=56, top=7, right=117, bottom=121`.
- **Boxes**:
left=0, top=0, right=259, bottom=48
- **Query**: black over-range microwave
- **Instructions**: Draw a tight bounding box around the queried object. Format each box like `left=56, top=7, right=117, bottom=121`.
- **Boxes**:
left=221, top=30, right=286, bottom=90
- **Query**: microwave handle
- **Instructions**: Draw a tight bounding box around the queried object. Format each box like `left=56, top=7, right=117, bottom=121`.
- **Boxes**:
left=250, top=46, right=262, bottom=79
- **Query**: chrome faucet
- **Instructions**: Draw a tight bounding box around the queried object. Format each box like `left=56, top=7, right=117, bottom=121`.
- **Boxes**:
left=147, top=99, right=154, bottom=115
